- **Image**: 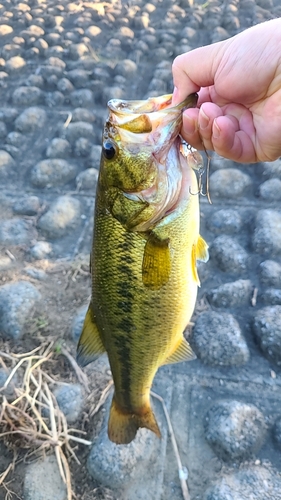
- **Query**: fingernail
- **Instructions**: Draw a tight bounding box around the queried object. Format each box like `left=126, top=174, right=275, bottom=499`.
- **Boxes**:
left=199, top=108, right=209, bottom=130
left=182, top=113, right=195, bottom=136
left=213, top=119, right=221, bottom=139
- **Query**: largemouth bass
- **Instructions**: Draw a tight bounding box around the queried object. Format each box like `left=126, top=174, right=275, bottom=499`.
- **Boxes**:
left=77, top=93, right=209, bottom=444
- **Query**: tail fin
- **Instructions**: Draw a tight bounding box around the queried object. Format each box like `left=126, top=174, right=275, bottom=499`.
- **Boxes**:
left=108, top=396, right=161, bottom=445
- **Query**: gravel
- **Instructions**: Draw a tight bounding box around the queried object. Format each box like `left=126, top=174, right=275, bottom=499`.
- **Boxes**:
left=0, top=281, right=41, bottom=339
left=87, top=144, right=102, bottom=169
left=62, top=121, right=96, bottom=143
left=37, top=195, right=81, bottom=239
left=0, top=149, right=15, bottom=176
left=24, top=455, right=67, bottom=500
left=192, top=311, right=249, bottom=366
left=210, top=235, right=248, bottom=273
left=252, top=306, right=281, bottom=364
left=12, top=86, right=43, bottom=106
left=204, top=400, right=266, bottom=461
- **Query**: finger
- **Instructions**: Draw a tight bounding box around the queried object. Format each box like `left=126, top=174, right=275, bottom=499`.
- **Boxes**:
left=212, top=115, right=257, bottom=163
left=197, top=103, right=227, bottom=151
left=172, top=41, right=226, bottom=105
left=180, top=108, right=204, bottom=151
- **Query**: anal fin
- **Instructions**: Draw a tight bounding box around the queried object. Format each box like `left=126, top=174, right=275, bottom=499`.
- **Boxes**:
left=162, top=337, right=196, bottom=366
left=76, top=304, right=105, bottom=367
left=142, top=232, right=171, bottom=290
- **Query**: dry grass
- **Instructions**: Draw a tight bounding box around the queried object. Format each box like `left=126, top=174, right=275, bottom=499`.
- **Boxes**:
left=0, top=342, right=93, bottom=500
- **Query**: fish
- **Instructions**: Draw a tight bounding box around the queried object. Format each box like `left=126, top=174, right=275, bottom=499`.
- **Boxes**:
left=76, top=93, right=209, bottom=445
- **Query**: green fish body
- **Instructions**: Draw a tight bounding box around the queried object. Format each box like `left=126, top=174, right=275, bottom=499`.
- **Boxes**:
left=77, top=94, right=208, bottom=444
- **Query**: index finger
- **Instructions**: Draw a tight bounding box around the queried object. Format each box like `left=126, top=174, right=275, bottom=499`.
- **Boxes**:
left=172, top=42, right=225, bottom=105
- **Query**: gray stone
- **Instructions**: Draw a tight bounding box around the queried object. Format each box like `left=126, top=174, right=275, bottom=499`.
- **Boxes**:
left=2, top=43, right=22, bottom=59
left=0, top=149, right=15, bottom=176
left=261, top=159, right=281, bottom=179
left=0, top=368, right=18, bottom=401
left=30, top=241, right=53, bottom=259
left=15, top=106, right=47, bottom=133
left=259, top=260, right=281, bottom=287
left=54, top=383, right=84, bottom=423
left=85, top=25, right=102, bottom=38
left=0, top=108, right=18, bottom=123
left=253, top=210, right=281, bottom=256
left=192, top=311, right=249, bottom=366
left=273, top=416, right=281, bottom=451
left=209, top=168, right=252, bottom=198
left=114, top=59, right=137, bottom=77
left=212, top=26, right=230, bottom=43
left=69, top=89, right=93, bottom=108
left=87, top=398, right=158, bottom=489
left=45, top=91, right=64, bottom=108
left=74, top=137, right=91, bottom=157
left=0, top=218, right=36, bottom=245
left=76, top=168, right=99, bottom=191
left=102, top=85, right=124, bottom=105
left=204, top=466, right=281, bottom=500
left=87, top=144, right=102, bottom=169
left=206, top=209, right=242, bottom=235
left=31, top=159, right=78, bottom=187
left=0, top=25, right=13, bottom=36
left=0, top=281, right=41, bottom=340
left=63, top=121, right=95, bottom=144
left=259, top=178, right=281, bottom=201
left=37, top=196, right=81, bottom=239
left=260, top=288, right=281, bottom=305
left=72, top=107, right=95, bottom=123
left=204, top=400, right=266, bottom=461
left=252, top=306, right=281, bottom=365
left=207, top=279, right=252, bottom=308
left=67, top=68, right=89, bottom=87
left=13, top=196, right=41, bottom=216
left=57, top=77, right=74, bottom=94
left=46, top=138, right=71, bottom=159
left=24, top=455, right=67, bottom=500
left=24, top=267, right=47, bottom=281
left=12, top=86, right=43, bottom=106
left=0, top=256, right=13, bottom=270
left=68, top=42, right=89, bottom=60
left=0, top=120, right=7, bottom=137
left=71, top=304, right=88, bottom=342
left=5, top=56, right=26, bottom=72
left=210, top=235, right=248, bottom=273
left=6, top=131, right=24, bottom=147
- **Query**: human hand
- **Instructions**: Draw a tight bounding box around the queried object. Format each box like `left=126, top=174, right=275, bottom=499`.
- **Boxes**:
left=172, top=19, right=281, bottom=163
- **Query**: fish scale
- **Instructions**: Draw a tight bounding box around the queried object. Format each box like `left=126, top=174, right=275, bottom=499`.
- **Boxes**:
left=77, top=94, right=209, bottom=444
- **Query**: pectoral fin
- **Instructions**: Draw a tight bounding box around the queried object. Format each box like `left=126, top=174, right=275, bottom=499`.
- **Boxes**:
left=192, top=243, right=200, bottom=286
left=196, top=235, right=209, bottom=262
left=76, top=305, right=105, bottom=367
left=162, top=337, right=196, bottom=366
left=142, top=233, right=171, bottom=290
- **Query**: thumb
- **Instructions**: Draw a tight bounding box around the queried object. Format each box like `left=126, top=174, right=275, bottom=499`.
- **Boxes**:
left=172, top=41, right=226, bottom=105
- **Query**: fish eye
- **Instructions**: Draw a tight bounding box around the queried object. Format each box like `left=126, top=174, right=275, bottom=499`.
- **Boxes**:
left=103, top=141, right=117, bottom=160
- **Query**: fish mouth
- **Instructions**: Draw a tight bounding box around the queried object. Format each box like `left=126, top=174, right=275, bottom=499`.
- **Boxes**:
left=106, top=93, right=199, bottom=231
